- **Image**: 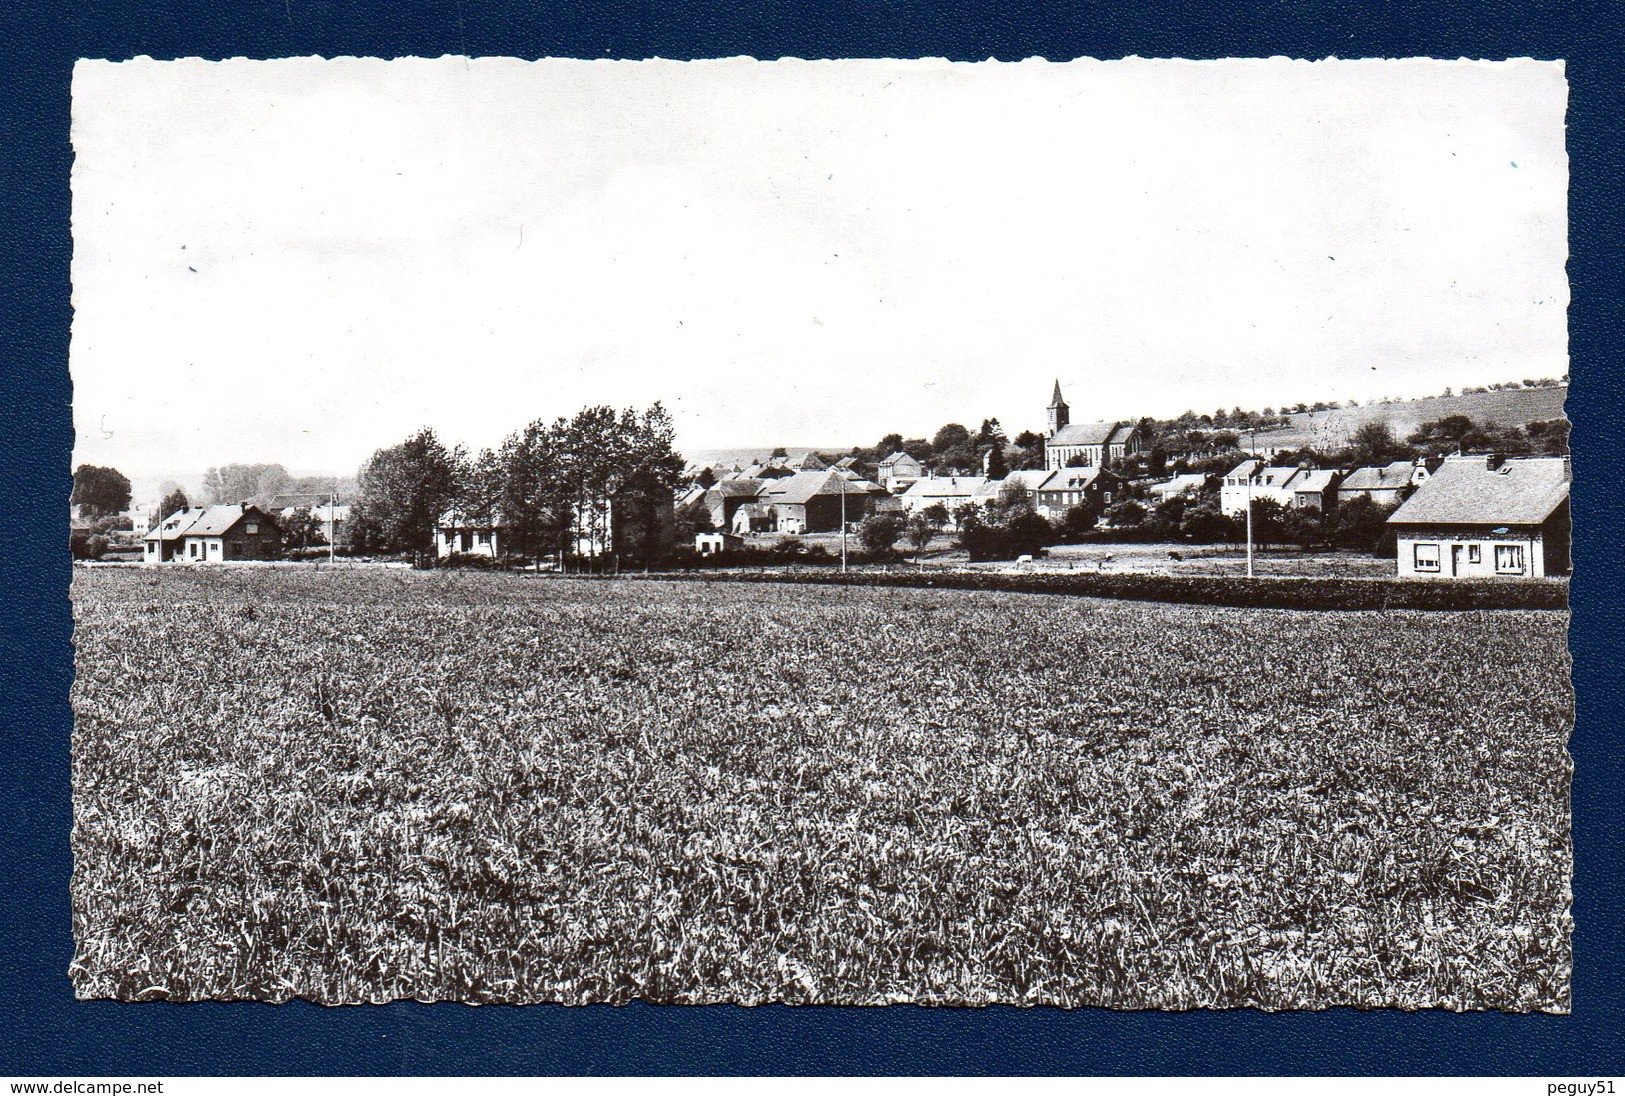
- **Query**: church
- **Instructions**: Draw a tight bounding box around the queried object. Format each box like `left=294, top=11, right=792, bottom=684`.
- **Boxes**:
left=1042, top=380, right=1142, bottom=470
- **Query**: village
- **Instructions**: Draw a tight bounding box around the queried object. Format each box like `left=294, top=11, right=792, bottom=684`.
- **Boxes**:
left=69, top=377, right=1572, bottom=583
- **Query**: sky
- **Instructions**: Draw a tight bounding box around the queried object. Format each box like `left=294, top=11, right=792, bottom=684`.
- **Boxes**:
left=70, top=56, right=1568, bottom=484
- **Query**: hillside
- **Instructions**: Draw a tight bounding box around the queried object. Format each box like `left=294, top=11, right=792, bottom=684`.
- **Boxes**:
left=1250, top=385, right=1567, bottom=451
left=683, top=446, right=844, bottom=467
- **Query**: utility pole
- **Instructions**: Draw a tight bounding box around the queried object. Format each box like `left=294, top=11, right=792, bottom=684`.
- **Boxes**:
left=840, top=474, right=848, bottom=573
left=1245, top=426, right=1255, bottom=579
left=328, top=485, right=336, bottom=566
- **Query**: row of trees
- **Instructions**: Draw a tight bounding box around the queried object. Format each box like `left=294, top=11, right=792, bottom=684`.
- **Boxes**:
left=345, top=404, right=683, bottom=565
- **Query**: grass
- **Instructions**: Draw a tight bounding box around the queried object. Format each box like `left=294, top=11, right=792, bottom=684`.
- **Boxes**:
left=71, top=566, right=1572, bottom=1008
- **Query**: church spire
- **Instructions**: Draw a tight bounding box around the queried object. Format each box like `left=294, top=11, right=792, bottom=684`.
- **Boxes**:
left=1046, top=379, right=1070, bottom=437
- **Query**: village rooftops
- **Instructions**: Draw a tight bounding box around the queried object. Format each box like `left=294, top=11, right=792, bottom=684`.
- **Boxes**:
left=1340, top=461, right=1418, bottom=492
left=901, top=476, right=989, bottom=500
left=1290, top=469, right=1341, bottom=494
left=1387, top=457, right=1570, bottom=527
left=761, top=470, right=884, bottom=505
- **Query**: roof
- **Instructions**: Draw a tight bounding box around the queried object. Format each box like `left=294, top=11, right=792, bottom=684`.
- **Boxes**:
left=878, top=451, right=923, bottom=469
left=1003, top=470, right=1056, bottom=491
left=437, top=507, right=508, bottom=528
left=268, top=492, right=333, bottom=511
left=1037, top=467, right=1112, bottom=492
left=1388, top=457, right=1570, bottom=527
left=1049, top=378, right=1066, bottom=407
left=1049, top=421, right=1130, bottom=447
left=900, top=476, right=989, bottom=500
left=761, top=470, right=880, bottom=505
left=833, top=455, right=858, bottom=469
left=712, top=478, right=766, bottom=499
left=147, top=504, right=278, bottom=540
left=1291, top=469, right=1341, bottom=493
left=1151, top=473, right=1210, bottom=496
left=1224, top=459, right=1264, bottom=479
left=1339, top=461, right=1416, bottom=492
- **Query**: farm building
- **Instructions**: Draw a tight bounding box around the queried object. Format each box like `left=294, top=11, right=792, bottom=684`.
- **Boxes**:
left=1387, top=455, right=1571, bottom=579
left=756, top=471, right=886, bottom=534
left=143, top=504, right=283, bottom=563
left=973, top=469, right=1055, bottom=506
left=1336, top=460, right=1431, bottom=508
left=876, top=451, right=925, bottom=493
left=1043, top=380, right=1142, bottom=470
left=899, top=476, right=989, bottom=525
left=1148, top=473, right=1215, bottom=503
left=1031, top=467, right=1127, bottom=521
left=695, top=532, right=744, bottom=555
left=436, top=509, right=507, bottom=558
left=1219, top=462, right=1344, bottom=516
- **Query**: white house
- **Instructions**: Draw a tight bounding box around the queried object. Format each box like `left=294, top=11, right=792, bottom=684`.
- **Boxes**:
left=1387, top=456, right=1571, bottom=579
left=436, top=509, right=506, bottom=558
left=1218, top=461, right=1342, bottom=516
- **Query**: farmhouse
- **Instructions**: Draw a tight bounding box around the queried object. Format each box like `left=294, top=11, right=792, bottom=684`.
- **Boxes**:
left=1031, top=467, right=1127, bottom=521
left=1387, top=455, right=1571, bottom=579
left=436, top=508, right=507, bottom=558
left=899, top=476, right=988, bottom=525
left=1148, top=472, right=1215, bottom=503
left=876, top=451, right=925, bottom=493
left=1336, top=460, right=1431, bottom=508
left=1219, top=461, right=1343, bottom=516
left=1043, top=380, right=1141, bottom=470
left=143, top=504, right=283, bottom=563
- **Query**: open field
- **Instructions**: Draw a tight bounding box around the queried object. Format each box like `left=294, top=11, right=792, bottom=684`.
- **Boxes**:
left=780, top=535, right=1396, bottom=578
left=71, top=567, right=1571, bottom=1008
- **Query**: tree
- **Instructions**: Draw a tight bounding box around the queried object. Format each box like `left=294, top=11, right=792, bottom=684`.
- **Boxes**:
left=1329, top=495, right=1393, bottom=554
left=157, top=487, right=190, bottom=522
left=931, top=423, right=974, bottom=472
left=1281, top=507, right=1329, bottom=550
left=1179, top=500, right=1236, bottom=543
left=976, top=418, right=1007, bottom=448
left=857, top=513, right=906, bottom=556
left=202, top=463, right=293, bottom=506
left=877, top=433, right=904, bottom=455
left=1103, top=498, right=1146, bottom=529
left=352, top=428, right=465, bottom=562
left=1349, top=421, right=1405, bottom=467
left=282, top=507, right=323, bottom=550
left=906, top=508, right=945, bottom=561
left=983, top=444, right=1009, bottom=479
left=71, top=464, right=132, bottom=517
left=1055, top=504, right=1097, bottom=542
left=1248, top=499, right=1287, bottom=550
left=771, top=446, right=789, bottom=459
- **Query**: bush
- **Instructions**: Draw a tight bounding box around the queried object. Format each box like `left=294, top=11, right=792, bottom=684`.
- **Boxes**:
left=70, top=530, right=111, bottom=560
left=856, top=513, right=906, bottom=556
left=646, top=568, right=1567, bottom=611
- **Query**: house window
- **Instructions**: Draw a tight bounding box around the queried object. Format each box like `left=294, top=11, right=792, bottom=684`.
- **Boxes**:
left=1413, top=543, right=1440, bottom=572
left=246, top=523, right=258, bottom=535
left=1467, top=544, right=1482, bottom=564
left=1494, top=544, right=1525, bottom=574
left=475, top=532, right=487, bottom=545
left=187, top=542, right=198, bottom=558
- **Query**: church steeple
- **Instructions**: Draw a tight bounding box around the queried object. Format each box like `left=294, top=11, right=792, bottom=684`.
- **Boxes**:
left=1046, top=379, right=1070, bottom=437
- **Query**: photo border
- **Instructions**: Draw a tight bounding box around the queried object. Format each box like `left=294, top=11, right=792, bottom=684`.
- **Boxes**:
left=4, top=0, right=1619, bottom=1075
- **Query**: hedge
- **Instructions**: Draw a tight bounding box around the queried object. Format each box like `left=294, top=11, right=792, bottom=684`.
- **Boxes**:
left=628, top=567, right=1568, bottom=611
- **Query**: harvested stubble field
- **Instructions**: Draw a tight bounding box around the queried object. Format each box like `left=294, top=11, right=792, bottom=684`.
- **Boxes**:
left=71, top=566, right=1572, bottom=1009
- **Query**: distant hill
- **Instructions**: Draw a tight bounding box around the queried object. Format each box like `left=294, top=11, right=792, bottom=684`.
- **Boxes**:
left=683, top=446, right=846, bottom=467
left=1249, top=385, right=1567, bottom=451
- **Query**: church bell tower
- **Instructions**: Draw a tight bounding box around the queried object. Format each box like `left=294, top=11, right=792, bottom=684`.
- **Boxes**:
left=1046, top=379, right=1070, bottom=437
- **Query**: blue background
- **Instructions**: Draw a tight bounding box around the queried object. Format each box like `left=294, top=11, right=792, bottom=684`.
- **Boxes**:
left=3, top=0, right=1619, bottom=1076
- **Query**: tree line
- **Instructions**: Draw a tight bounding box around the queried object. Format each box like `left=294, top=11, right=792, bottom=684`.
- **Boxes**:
left=344, top=403, right=683, bottom=566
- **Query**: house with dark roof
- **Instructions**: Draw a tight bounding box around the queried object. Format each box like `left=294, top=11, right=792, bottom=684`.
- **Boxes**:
left=1387, top=456, right=1571, bottom=578
left=1031, top=467, right=1127, bottom=521
left=143, top=504, right=283, bottom=563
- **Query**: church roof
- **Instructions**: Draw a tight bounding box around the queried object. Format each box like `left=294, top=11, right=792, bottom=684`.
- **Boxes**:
left=1049, top=379, right=1066, bottom=407
left=1049, top=421, right=1130, bottom=447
